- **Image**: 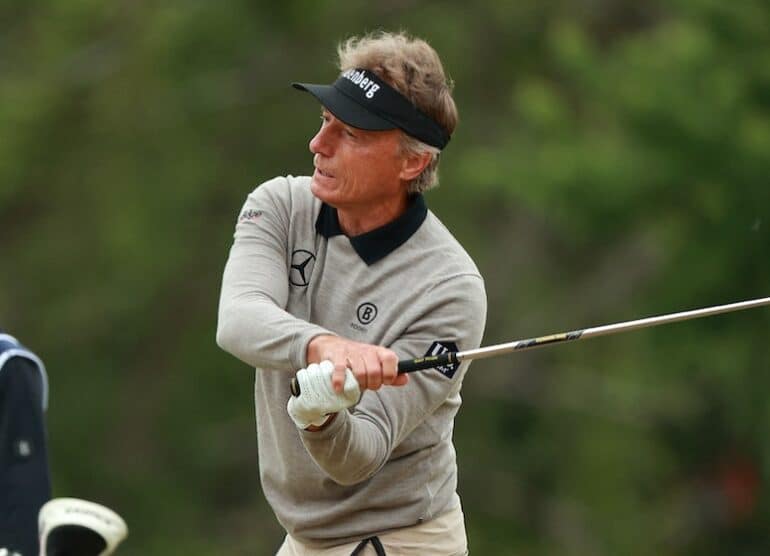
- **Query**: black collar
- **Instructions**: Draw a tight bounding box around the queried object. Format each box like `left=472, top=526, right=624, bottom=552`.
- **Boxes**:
left=315, top=195, right=428, bottom=265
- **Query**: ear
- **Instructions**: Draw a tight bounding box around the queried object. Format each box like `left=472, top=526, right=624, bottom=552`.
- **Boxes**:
left=398, top=150, right=433, bottom=181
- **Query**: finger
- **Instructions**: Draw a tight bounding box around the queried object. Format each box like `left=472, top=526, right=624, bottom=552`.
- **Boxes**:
left=342, top=368, right=362, bottom=398
left=319, top=359, right=335, bottom=379
left=302, top=363, right=319, bottom=390
left=364, top=351, right=382, bottom=391
left=378, top=349, right=398, bottom=385
left=351, top=355, right=368, bottom=391
left=393, top=374, right=409, bottom=387
left=331, top=357, right=348, bottom=393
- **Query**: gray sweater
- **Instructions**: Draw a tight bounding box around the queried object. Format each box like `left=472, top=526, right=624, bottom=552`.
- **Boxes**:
left=216, top=176, right=486, bottom=547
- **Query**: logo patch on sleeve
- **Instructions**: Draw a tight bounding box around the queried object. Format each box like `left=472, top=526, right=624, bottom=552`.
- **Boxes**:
left=239, top=209, right=264, bottom=223
left=425, top=341, right=460, bottom=379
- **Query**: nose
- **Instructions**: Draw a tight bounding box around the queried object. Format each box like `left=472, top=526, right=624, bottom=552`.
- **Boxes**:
left=309, top=123, right=333, bottom=157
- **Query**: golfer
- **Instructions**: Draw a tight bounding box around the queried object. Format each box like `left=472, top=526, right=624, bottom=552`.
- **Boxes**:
left=217, top=31, right=486, bottom=555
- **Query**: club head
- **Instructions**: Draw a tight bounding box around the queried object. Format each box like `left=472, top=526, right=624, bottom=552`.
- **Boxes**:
left=38, top=498, right=128, bottom=556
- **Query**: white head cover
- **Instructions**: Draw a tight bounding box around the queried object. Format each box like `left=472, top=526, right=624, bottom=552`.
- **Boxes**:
left=38, top=498, right=128, bottom=556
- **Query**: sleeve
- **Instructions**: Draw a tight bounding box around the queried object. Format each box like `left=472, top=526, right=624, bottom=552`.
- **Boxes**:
left=216, top=177, right=333, bottom=371
left=297, top=272, right=487, bottom=485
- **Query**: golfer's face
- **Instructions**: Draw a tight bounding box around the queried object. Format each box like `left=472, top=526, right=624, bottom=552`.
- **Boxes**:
left=309, top=109, right=405, bottom=209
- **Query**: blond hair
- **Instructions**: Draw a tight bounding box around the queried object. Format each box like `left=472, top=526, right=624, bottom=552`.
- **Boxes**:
left=337, top=31, right=457, bottom=193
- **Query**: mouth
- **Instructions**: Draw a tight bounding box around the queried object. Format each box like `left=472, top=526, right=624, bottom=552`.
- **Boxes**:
left=315, top=167, right=335, bottom=179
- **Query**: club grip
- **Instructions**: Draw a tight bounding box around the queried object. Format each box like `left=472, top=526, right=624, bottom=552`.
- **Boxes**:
left=397, top=352, right=458, bottom=374
left=289, top=352, right=459, bottom=397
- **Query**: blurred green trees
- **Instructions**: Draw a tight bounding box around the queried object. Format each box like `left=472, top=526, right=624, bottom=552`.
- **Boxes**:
left=1, top=1, right=768, bottom=554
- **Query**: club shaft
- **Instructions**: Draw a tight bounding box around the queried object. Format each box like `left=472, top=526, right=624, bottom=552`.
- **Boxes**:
left=449, top=296, right=770, bottom=365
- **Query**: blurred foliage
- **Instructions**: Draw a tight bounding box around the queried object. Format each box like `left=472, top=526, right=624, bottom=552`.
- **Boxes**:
left=2, top=0, right=769, bottom=554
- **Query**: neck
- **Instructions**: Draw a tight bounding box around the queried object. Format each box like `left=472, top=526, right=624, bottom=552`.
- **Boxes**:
left=337, top=192, right=410, bottom=236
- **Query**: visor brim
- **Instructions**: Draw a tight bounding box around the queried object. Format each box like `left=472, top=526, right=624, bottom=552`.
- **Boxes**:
left=292, top=82, right=397, bottom=131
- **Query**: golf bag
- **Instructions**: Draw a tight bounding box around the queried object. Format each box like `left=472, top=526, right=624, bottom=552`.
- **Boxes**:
left=0, top=331, right=51, bottom=556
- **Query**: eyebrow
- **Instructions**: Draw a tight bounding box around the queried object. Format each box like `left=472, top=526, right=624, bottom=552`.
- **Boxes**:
left=320, top=109, right=360, bottom=134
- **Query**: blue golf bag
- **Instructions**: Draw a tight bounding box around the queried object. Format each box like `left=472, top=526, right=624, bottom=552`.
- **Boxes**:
left=0, top=331, right=51, bottom=555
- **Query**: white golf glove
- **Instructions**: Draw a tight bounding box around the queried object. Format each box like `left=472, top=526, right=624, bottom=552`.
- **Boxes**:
left=287, top=360, right=361, bottom=429
left=38, top=498, right=128, bottom=556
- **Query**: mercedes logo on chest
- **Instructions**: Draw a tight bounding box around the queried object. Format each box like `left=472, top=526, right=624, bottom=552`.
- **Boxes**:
left=289, top=249, right=316, bottom=287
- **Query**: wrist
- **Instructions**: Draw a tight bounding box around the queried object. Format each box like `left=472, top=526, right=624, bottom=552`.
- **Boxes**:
left=306, top=334, right=336, bottom=364
left=305, top=413, right=337, bottom=432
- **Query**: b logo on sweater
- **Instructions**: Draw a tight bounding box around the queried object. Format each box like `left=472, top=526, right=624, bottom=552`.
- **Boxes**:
left=425, top=341, right=459, bottom=379
left=356, top=303, right=378, bottom=325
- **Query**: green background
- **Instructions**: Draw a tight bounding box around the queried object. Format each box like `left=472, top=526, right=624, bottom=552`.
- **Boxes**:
left=2, top=1, right=769, bottom=554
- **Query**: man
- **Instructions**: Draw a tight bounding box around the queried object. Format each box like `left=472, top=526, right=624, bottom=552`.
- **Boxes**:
left=217, top=31, right=486, bottom=555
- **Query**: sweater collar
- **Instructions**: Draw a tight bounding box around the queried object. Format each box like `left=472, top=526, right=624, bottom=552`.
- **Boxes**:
left=315, top=195, right=427, bottom=265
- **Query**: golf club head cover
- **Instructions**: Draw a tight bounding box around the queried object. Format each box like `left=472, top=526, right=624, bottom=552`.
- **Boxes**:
left=38, top=498, right=127, bottom=556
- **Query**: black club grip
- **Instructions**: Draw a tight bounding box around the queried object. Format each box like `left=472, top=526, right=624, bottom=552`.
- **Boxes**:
left=396, top=352, right=458, bottom=374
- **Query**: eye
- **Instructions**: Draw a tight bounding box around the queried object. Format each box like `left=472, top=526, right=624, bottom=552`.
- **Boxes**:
left=343, top=127, right=356, bottom=138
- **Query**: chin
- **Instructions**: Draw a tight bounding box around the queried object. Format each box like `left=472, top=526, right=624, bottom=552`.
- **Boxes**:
left=309, top=177, right=323, bottom=196
left=310, top=178, right=336, bottom=204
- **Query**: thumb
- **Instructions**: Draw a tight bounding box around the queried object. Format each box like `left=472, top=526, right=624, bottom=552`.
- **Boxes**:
left=342, top=369, right=361, bottom=402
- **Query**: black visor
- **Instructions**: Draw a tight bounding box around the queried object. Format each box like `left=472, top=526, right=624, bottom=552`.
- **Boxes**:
left=293, top=68, right=450, bottom=149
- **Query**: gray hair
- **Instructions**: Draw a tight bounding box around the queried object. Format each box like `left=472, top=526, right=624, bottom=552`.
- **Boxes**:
left=399, top=135, right=441, bottom=194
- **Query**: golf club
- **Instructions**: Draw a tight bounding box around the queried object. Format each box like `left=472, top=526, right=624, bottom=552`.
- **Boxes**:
left=291, top=296, right=770, bottom=396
